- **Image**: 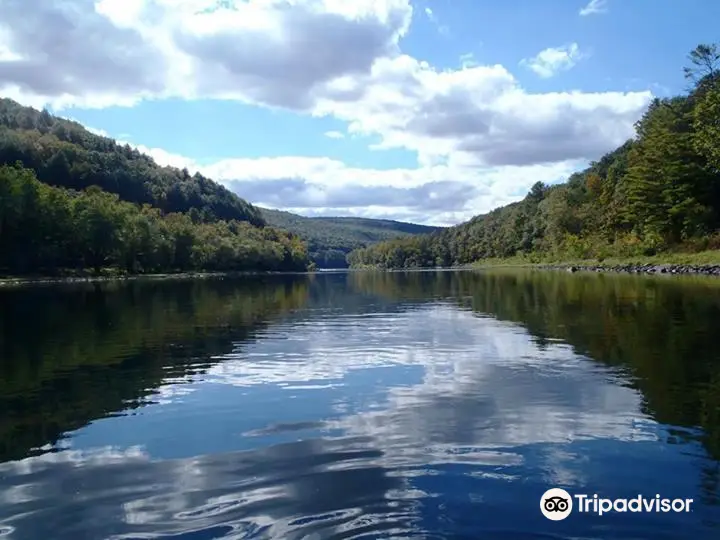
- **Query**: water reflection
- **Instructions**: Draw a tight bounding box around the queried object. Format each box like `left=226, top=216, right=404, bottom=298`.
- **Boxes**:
left=0, top=438, right=411, bottom=539
left=0, top=270, right=719, bottom=538
left=0, top=276, right=310, bottom=462
left=350, top=270, right=720, bottom=460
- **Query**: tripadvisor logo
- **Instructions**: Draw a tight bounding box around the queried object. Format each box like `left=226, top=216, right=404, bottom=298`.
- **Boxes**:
left=540, top=488, right=694, bottom=521
left=540, top=488, right=573, bottom=521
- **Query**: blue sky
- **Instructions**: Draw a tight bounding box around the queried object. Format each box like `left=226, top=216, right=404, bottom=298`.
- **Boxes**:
left=2, top=0, right=718, bottom=225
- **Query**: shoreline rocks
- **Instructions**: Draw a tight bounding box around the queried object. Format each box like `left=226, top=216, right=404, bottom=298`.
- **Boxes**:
left=542, top=263, right=720, bottom=277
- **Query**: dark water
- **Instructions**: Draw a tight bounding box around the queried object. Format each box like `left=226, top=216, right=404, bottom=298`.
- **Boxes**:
left=1, top=270, right=720, bottom=539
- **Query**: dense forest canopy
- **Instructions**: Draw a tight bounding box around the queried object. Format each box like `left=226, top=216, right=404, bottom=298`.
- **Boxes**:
left=348, top=44, right=720, bottom=269
left=261, top=207, right=440, bottom=268
left=0, top=164, right=309, bottom=275
left=0, top=98, right=264, bottom=226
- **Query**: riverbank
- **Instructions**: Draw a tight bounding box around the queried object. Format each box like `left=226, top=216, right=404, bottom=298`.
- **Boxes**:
left=539, top=262, right=720, bottom=276
left=0, top=269, right=315, bottom=287
left=471, top=250, right=720, bottom=277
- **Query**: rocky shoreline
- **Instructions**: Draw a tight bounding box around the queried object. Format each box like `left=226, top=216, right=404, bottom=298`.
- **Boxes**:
left=544, top=263, right=720, bottom=277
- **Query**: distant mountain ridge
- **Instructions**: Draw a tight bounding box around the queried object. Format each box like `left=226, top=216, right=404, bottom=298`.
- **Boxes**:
left=260, top=207, right=442, bottom=268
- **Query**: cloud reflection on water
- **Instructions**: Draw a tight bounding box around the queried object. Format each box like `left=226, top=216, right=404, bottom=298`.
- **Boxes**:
left=0, top=300, right=714, bottom=539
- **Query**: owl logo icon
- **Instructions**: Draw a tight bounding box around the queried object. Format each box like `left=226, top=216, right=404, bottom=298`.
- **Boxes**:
left=540, top=488, right=573, bottom=520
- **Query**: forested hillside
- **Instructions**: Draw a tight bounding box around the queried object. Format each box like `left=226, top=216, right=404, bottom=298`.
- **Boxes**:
left=261, top=207, right=440, bottom=267
left=0, top=100, right=310, bottom=276
left=0, top=98, right=264, bottom=226
left=348, top=44, right=720, bottom=269
left=0, top=165, right=308, bottom=275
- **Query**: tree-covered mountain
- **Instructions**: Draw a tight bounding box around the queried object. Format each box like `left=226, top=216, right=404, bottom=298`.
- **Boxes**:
left=0, top=100, right=310, bottom=276
left=0, top=98, right=264, bottom=226
left=0, top=165, right=309, bottom=275
left=349, top=44, right=720, bottom=269
left=261, top=207, right=441, bottom=268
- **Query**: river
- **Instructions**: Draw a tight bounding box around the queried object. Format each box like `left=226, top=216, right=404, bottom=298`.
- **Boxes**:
left=1, top=269, right=719, bottom=539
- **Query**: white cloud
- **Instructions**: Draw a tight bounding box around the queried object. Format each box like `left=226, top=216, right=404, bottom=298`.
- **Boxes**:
left=315, top=53, right=647, bottom=168
left=459, top=52, right=477, bottom=69
left=324, top=130, right=345, bottom=139
left=128, top=142, right=199, bottom=171
left=0, top=0, right=413, bottom=109
left=522, top=43, right=585, bottom=78
left=579, top=0, right=608, bottom=16
left=127, top=140, right=581, bottom=225
left=0, top=0, right=652, bottom=222
left=80, top=124, right=110, bottom=137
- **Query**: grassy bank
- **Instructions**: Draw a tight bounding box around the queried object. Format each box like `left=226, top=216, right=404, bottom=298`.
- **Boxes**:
left=470, top=250, right=720, bottom=269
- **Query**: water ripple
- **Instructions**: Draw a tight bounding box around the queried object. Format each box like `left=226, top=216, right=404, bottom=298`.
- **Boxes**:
left=2, top=272, right=720, bottom=538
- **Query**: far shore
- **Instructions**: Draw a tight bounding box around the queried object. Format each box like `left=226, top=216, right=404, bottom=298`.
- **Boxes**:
left=6, top=252, right=720, bottom=286
left=467, top=253, right=720, bottom=278
left=0, top=269, right=318, bottom=287
left=349, top=250, right=720, bottom=277
left=475, top=261, right=720, bottom=277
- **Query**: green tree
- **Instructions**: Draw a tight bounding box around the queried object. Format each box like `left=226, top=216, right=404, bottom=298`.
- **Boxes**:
left=625, top=97, right=714, bottom=244
left=0, top=164, right=311, bottom=276
left=684, top=44, right=720, bottom=84
left=693, top=77, right=720, bottom=172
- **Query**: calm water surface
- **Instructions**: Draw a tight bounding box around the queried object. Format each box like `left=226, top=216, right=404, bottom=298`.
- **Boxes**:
left=1, top=269, right=720, bottom=539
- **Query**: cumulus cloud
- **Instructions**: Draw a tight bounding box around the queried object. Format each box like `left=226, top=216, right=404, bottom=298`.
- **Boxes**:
left=0, top=0, right=653, bottom=222
left=0, top=1, right=650, bottom=163
left=173, top=1, right=411, bottom=109
left=579, top=0, right=608, bottom=16
left=0, top=0, right=169, bottom=109
left=224, top=178, right=474, bottom=213
left=0, top=0, right=412, bottom=110
left=314, top=53, right=648, bottom=168
left=522, top=43, right=585, bottom=78
left=324, top=130, right=345, bottom=139
left=129, top=142, right=581, bottom=224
